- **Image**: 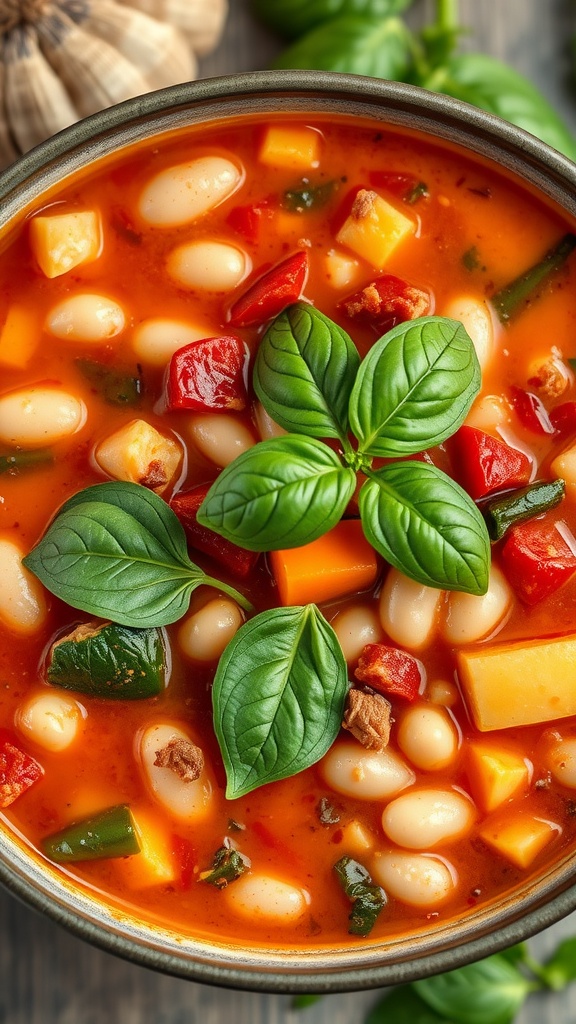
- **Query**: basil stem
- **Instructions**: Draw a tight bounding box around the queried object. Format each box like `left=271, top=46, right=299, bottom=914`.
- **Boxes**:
left=492, top=233, right=576, bottom=323
left=334, top=856, right=387, bottom=936
left=42, top=804, right=140, bottom=862
left=482, top=479, right=565, bottom=541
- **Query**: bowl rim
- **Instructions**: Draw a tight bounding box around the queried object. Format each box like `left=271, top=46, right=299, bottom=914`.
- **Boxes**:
left=2, top=69, right=576, bottom=993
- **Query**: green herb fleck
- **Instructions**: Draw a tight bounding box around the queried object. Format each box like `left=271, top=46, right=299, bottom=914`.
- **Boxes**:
left=199, top=845, right=249, bottom=888
left=283, top=178, right=336, bottom=212
left=462, top=245, right=482, bottom=271
left=406, top=180, right=429, bottom=204
left=334, top=855, right=387, bottom=936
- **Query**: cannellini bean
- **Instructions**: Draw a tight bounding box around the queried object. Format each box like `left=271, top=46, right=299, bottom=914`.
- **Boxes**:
left=138, top=156, right=242, bottom=228
left=167, top=240, right=249, bottom=291
left=465, top=394, right=510, bottom=433
left=379, top=568, right=443, bottom=651
left=0, top=538, right=47, bottom=634
left=132, top=318, right=214, bottom=367
left=382, top=788, right=475, bottom=849
left=187, top=413, right=256, bottom=468
left=442, top=565, right=512, bottom=645
left=331, top=604, right=383, bottom=664
left=178, top=598, right=244, bottom=662
left=46, top=293, right=126, bottom=342
left=427, top=679, right=459, bottom=708
left=0, top=387, right=85, bottom=448
left=139, top=723, right=212, bottom=822
left=443, top=295, right=495, bottom=372
left=397, top=704, right=459, bottom=771
left=320, top=740, right=414, bottom=801
left=371, top=851, right=457, bottom=907
left=17, top=692, right=82, bottom=752
left=547, top=737, right=576, bottom=788
left=253, top=402, right=287, bottom=441
left=225, top=872, right=310, bottom=924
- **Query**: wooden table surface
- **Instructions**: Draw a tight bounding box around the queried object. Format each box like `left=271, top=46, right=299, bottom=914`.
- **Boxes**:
left=2, top=2, right=576, bottom=1022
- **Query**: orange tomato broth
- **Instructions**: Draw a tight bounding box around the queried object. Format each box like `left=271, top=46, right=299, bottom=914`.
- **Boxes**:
left=1, top=111, right=576, bottom=949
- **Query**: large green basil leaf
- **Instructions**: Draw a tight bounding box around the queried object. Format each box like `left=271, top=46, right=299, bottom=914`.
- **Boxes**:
left=366, top=985, right=457, bottom=1024
left=414, top=954, right=534, bottom=1024
left=213, top=604, right=348, bottom=798
left=349, top=316, right=480, bottom=457
left=424, top=54, right=576, bottom=162
left=253, top=303, right=360, bottom=440
left=359, top=462, right=490, bottom=595
left=197, top=435, right=356, bottom=550
left=252, top=0, right=413, bottom=39
left=272, top=16, right=413, bottom=80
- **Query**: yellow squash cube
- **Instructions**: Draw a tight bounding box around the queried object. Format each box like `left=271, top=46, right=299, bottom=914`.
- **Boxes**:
left=259, top=125, right=320, bottom=170
left=29, top=210, right=101, bottom=278
left=95, top=418, right=183, bottom=495
left=479, top=813, right=560, bottom=869
left=466, top=742, right=530, bottom=812
left=551, top=444, right=576, bottom=501
left=0, top=305, right=39, bottom=368
left=117, top=808, right=177, bottom=888
left=336, top=189, right=415, bottom=269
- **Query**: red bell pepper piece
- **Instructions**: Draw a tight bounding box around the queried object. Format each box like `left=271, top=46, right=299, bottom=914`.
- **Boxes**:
left=550, top=401, right=576, bottom=437
left=452, top=425, right=532, bottom=501
left=510, top=385, right=554, bottom=435
left=228, top=250, right=309, bottom=328
left=354, top=644, right=423, bottom=702
left=501, top=516, right=576, bottom=604
left=166, top=335, right=249, bottom=413
left=0, top=730, right=43, bottom=808
left=338, top=273, right=430, bottom=333
left=368, top=170, right=425, bottom=202
left=226, top=201, right=272, bottom=245
left=170, top=483, right=259, bottom=578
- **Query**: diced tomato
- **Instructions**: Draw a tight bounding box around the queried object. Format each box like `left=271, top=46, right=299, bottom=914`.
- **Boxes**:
left=354, top=644, right=423, bottom=701
left=226, top=201, right=272, bottom=245
left=166, top=335, right=249, bottom=413
left=550, top=401, right=576, bottom=437
left=368, top=170, right=423, bottom=201
left=171, top=834, right=197, bottom=890
left=510, top=385, right=555, bottom=435
left=228, top=250, right=309, bottom=328
left=338, top=273, right=430, bottom=333
left=501, top=516, right=576, bottom=604
left=0, top=730, right=43, bottom=808
left=170, top=483, right=259, bottom=578
left=452, top=426, right=532, bottom=500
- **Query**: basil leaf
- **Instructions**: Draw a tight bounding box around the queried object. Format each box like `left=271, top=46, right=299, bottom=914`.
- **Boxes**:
left=252, top=0, right=413, bottom=40
left=213, top=605, right=348, bottom=798
left=272, top=16, right=413, bottom=81
left=359, top=462, right=490, bottom=595
left=349, top=317, right=480, bottom=457
left=414, top=954, right=534, bottom=1024
left=199, top=846, right=249, bottom=888
left=197, top=435, right=356, bottom=551
left=425, top=54, right=576, bottom=162
left=334, top=856, right=387, bottom=936
left=253, top=303, right=360, bottom=440
left=366, top=985, right=457, bottom=1024
left=291, top=995, right=323, bottom=1009
left=539, top=937, right=576, bottom=989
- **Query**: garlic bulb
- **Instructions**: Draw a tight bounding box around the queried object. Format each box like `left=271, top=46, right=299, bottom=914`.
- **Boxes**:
left=0, top=0, right=228, bottom=167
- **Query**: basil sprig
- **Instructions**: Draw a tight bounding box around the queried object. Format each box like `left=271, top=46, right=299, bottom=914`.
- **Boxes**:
left=199, top=306, right=490, bottom=595
left=23, top=481, right=253, bottom=626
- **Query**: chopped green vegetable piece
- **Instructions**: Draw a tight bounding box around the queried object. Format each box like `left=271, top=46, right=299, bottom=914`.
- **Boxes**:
left=334, top=855, right=387, bottom=936
left=482, top=479, right=565, bottom=541
left=0, top=449, right=53, bottom=474
left=46, top=621, right=166, bottom=700
left=42, top=804, right=140, bottom=862
left=406, top=180, right=428, bottom=204
left=491, top=233, right=576, bottom=323
left=462, top=245, right=482, bottom=271
left=199, top=845, right=249, bottom=888
left=283, top=179, right=336, bottom=212
left=76, top=358, right=142, bottom=406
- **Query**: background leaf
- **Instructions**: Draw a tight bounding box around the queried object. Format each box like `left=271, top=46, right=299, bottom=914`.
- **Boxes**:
left=272, top=16, right=413, bottom=79
left=252, top=0, right=413, bottom=39
left=366, top=985, right=457, bottom=1023
left=540, top=937, right=576, bottom=989
left=359, top=462, right=490, bottom=594
left=414, top=955, right=534, bottom=1024
left=213, top=605, right=348, bottom=798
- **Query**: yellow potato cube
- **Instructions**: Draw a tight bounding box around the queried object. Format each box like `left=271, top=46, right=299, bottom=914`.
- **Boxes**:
left=117, top=808, right=176, bottom=888
left=29, top=210, right=101, bottom=279
left=457, top=633, right=576, bottom=731
left=479, top=813, right=560, bottom=869
left=551, top=444, right=576, bottom=501
left=336, top=189, right=415, bottom=269
left=339, top=819, right=375, bottom=855
left=0, top=305, right=39, bottom=368
left=466, top=742, right=530, bottom=812
left=259, top=125, right=320, bottom=170
left=95, top=418, right=183, bottom=495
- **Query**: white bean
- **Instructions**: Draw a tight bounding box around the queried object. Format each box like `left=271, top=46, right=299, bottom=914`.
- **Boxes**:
left=167, top=240, right=249, bottom=291
left=397, top=704, right=459, bottom=772
left=379, top=568, right=443, bottom=651
left=331, top=604, right=383, bottom=664
left=427, top=678, right=459, bottom=708
left=320, top=740, right=414, bottom=801
left=371, top=851, right=457, bottom=908
left=0, top=388, right=85, bottom=447
left=187, top=413, right=256, bottom=468
left=138, top=156, right=242, bottom=228
left=0, top=538, right=47, bottom=634
left=253, top=402, right=287, bottom=441
left=225, top=873, right=310, bottom=924
left=382, top=788, right=475, bottom=849
left=442, top=565, right=512, bottom=645
left=17, top=692, right=82, bottom=752
left=132, top=318, right=214, bottom=367
left=548, top=737, right=576, bottom=788
left=46, top=293, right=126, bottom=342
left=139, top=723, right=212, bottom=822
left=442, top=295, right=495, bottom=372
left=178, top=598, right=244, bottom=662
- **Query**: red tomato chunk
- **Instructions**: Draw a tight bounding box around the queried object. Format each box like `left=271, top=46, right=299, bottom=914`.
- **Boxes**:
left=452, top=426, right=532, bottom=500
left=354, top=644, right=423, bottom=702
left=0, top=730, right=43, bottom=808
left=228, top=250, right=309, bottom=328
left=166, top=335, right=249, bottom=413
left=501, top=516, right=576, bottom=604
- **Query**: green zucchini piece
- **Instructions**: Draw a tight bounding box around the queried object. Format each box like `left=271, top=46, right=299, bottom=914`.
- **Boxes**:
left=0, top=449, right=53, bottom=474
left=47, top=621, right=166, bottom=700
left=483, top=478, right=565, bottom=541
left=42, top=804, right=141, bottom=862
left=492, top=233, right=576, bottom=323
